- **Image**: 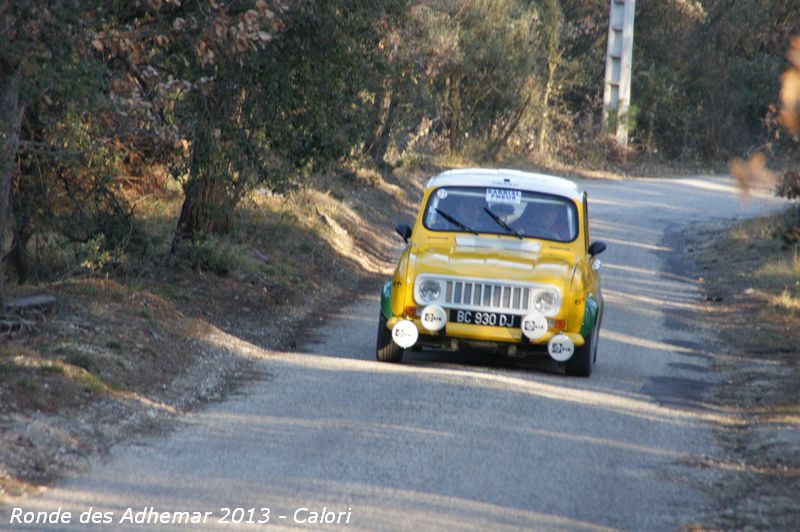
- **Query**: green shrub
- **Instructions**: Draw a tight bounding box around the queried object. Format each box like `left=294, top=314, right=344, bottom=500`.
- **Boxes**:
left=64, top=352, right=97, bottom=372
left=174, top=236, right=242, bottom=276
left=777, top=170, right=800, bottom=242
left=77, top=234, right=112, bottom=273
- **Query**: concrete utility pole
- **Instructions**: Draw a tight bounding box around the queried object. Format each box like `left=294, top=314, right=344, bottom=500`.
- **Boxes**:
left=601, top=0, right=635, bottom=145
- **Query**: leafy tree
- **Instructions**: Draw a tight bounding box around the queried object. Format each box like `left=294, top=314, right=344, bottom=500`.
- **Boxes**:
left=405, top=0, right=549, bottom=159
left=91, top=0, right=396, bottom=247
left=85, top=0, right=282, bottom=247
left=1, top=0, right=136, bottom=296
left=629, top=0, right=799, bottom=157
left=690, top=0, right=792, bottom=156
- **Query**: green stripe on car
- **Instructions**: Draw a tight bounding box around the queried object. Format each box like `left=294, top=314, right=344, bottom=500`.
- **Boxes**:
left=381, top=280, right=393, bottom=320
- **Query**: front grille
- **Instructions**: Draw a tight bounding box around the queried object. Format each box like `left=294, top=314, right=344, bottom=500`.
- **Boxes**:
left=444, top=280, right=530, bottom=314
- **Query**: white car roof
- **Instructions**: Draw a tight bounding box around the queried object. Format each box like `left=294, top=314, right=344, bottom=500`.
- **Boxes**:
left=426, top=168, right=583, bottom=202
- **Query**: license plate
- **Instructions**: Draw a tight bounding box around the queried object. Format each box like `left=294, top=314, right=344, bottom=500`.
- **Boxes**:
left=451, top=309, right=520, bottom=328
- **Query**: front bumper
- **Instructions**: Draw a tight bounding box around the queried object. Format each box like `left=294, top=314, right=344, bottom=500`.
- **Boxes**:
left=385, top=315, right=585, bottom=347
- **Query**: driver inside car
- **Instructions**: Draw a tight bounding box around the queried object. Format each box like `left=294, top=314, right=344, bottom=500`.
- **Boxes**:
left=515, top=202, right=570, bottom=241
left=435, top=194, right=481, bottom=231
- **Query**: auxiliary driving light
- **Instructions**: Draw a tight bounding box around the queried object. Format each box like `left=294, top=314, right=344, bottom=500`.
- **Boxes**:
left=521, top=312, right=548, bottom=340
left=391, top=320, right=418, bottom=348
left=548, top=334, right=575, bottom=362
left=420, top=305, right=447, bottom=331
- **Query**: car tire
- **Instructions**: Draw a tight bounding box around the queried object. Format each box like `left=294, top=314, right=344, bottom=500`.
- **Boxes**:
left=566, top=319, right=597, bottom=377
left=376, top=312, right=404, bottom=363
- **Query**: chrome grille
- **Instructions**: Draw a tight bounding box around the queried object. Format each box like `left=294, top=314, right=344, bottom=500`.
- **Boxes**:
left=444, top=280, right=530, bottom=314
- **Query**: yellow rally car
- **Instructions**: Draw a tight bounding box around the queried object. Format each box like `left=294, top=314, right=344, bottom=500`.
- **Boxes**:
left=376, top=168, right=607, bottom=377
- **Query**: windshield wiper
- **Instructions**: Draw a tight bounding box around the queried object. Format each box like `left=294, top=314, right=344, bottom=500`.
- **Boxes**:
left=435, top=208, right=478, bottom=234
left=483, top=207, right=523, bottom=239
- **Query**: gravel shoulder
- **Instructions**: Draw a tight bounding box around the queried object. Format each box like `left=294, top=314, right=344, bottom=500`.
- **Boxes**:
left=688, top=213, right=800, bottom=529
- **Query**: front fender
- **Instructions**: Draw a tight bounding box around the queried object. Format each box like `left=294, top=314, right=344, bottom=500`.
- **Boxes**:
left=390, top=246, right=414, bottom=317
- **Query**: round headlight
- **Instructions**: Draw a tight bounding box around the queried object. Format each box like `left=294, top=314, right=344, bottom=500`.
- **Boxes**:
left=418, top=280, right=441, bottom=303
left=533, top=290, right=557, bottom=314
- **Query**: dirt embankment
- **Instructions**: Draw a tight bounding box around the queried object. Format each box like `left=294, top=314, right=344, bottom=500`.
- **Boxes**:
left=0, top=169, right=421, bottom=505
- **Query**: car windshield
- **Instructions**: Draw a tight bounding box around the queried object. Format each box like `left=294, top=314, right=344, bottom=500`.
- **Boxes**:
left=422, top=186, right=578, bottom=242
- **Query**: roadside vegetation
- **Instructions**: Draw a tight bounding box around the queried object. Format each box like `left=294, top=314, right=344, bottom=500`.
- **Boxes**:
left=1, top=0, right=799, bottom=514
left=2, top=0, right=799, bottom=301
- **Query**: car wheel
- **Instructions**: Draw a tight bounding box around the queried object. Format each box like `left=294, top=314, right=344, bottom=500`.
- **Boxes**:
left=376, top=311, right=404, bottom=363
left=566, top=320, right=597, bottom=377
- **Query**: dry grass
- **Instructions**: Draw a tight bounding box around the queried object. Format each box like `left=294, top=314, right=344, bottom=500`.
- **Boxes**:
left=701, top=207, right=800, bottom=380
left=735, top=219, right=800, bottom=319
left=756, top=248, right=800, bottom=277
left=772, top=289, right=800, bottom=312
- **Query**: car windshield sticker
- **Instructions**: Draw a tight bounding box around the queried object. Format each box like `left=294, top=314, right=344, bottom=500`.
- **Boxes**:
left=436, top=189, right=448, bottom=199
left=486, top=188, right=521, bottom=205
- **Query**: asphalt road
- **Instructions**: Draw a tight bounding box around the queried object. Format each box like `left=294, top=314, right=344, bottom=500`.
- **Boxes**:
left=4, top=176, right=787, bottom=531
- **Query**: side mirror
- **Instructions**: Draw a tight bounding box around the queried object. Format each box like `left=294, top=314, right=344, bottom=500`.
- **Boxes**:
left=588, top=241, right=607, bottom=257
left=395, top=223, right=412, bottom=243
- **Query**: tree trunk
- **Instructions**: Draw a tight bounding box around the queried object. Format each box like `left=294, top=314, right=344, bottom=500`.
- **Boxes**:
left=449, top=69, right=462, bottom=155
left=8, top=176, right=30, bottom=284
left=538, top=61, right=557, bottom=154
left=170, top=172, right=233, bottom=252
left=485, top=92, right=533, bottom=162
left=365, top=88, right=397, bottom=166
left=170, top=132, right=234, bottom=254
left=0, top=61, right=22, bottom=309
left=9, top=226, right=28, bottom=284
left=538, top=0, right=562, bottom=155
